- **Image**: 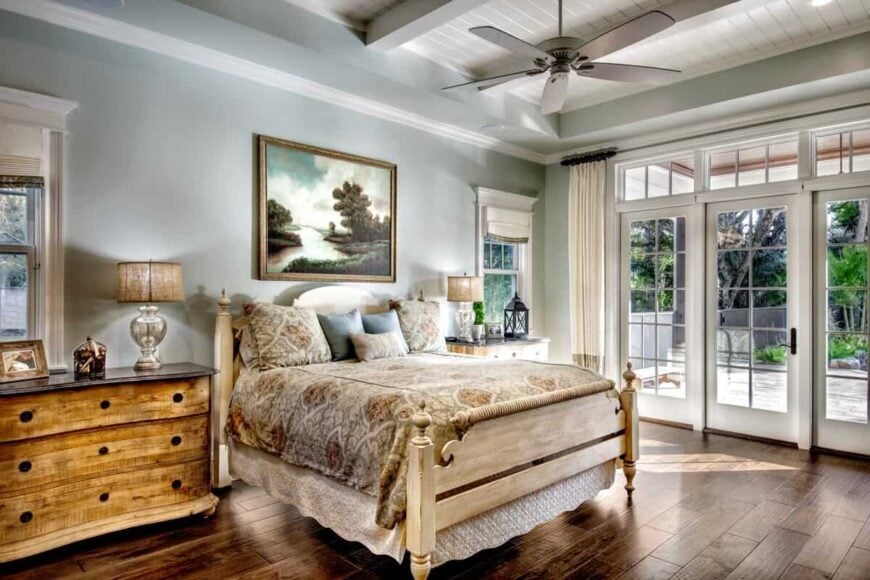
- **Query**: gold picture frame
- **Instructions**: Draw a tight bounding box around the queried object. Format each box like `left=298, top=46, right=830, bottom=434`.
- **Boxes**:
left=257, top=134, right=397, bottom=282
left=0, top=340, right=49, bottom=383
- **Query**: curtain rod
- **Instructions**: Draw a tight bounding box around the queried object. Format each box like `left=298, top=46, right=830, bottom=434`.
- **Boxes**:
left=560, top=148, right=617, bottom=166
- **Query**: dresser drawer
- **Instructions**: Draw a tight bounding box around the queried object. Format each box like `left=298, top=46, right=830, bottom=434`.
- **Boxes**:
left=0, top=458, right=209, bottom=543
left=0, top=377, right=209, bottom=442
left=487, top=343, right=549, bottom=361
left=0, top=415, right=208, bottom=497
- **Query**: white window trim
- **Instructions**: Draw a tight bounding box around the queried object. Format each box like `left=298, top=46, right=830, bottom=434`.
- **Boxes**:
left=474, top=187, right=537, bottom=332
left=0, top=86, right=77, bottom=371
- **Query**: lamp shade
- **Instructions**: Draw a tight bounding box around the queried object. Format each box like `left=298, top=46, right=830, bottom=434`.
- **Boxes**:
left=117, top=261, right=185, bottom=303
left=447, top=275, right=483, bottom=302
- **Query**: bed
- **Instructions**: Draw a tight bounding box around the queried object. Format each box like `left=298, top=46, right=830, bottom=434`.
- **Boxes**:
left=212, top=287, right=638, bottom=580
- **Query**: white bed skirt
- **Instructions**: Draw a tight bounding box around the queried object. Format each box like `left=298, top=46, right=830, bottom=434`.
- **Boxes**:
left=229, top=439, right=615, bottom=566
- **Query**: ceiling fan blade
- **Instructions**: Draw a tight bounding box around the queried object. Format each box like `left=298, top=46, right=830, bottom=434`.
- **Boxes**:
left=577, top=11, right=675, bottom=62
left=541, top=72, right=569, bottom=115
left=442, top=69, right=545, bottom=92
left=576, top=62, right=681, bottom=84
left=470, top=26, right=553, bottom=62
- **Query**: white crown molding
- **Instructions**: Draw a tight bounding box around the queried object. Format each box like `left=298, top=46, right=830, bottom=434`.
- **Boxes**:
left=475, top=187, right=538, bottom=211
left=0, top=0, right=545, bottom=164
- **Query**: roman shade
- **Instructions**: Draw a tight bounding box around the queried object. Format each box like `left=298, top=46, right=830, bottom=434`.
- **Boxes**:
left=0, top=155, right=41, bottom=179
left=484, top=206, right=531, bottom=243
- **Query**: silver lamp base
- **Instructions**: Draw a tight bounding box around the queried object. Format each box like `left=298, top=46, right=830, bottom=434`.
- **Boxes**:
left=130, top=304, right=167, bottom=370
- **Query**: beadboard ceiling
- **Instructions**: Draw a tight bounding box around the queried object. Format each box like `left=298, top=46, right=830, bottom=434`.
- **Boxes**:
left=290, top=0, right=870, bottom=113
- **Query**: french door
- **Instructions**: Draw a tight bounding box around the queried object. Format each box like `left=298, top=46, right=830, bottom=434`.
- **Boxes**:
left=705, top=195, right=800, bottom=443
left=622, top=207, right=703, bottom=428
left=814, top=188, right=870, bottom=455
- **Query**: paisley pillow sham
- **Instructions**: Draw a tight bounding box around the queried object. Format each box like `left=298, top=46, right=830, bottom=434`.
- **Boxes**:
left=390, top=299, right=445, bottom=353
left=246, top=302, right=332, bottom=369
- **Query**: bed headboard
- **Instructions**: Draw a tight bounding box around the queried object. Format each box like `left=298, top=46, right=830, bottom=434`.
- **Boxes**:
left=212, top=286, right=385, bottom=487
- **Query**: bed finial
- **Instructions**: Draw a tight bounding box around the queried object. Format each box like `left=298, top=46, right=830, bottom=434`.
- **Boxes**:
left=218, top=288, right=230, bottom=310
left=417, top=289, right=425, bottom=302
left=623, top=361, right=636, bottom=393
left=411, top=401, right=432, bottom=443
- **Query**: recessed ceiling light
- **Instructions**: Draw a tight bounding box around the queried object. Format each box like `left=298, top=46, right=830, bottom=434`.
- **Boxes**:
left=810, top=0, right=833, bottom=7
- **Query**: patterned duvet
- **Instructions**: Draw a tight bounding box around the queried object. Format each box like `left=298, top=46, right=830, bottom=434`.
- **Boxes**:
left=226, top=353, right=617, bottom=529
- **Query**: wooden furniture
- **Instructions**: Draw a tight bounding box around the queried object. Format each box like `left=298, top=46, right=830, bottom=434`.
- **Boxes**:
left=446, top=336, right=550, bottom=361
left=0, top=363, right=219, bottom=563
left=213, top=287, right=637, bottom=580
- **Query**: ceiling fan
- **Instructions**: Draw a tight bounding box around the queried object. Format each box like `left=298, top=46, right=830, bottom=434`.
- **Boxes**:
left=443, top=0, right=682, bottom=114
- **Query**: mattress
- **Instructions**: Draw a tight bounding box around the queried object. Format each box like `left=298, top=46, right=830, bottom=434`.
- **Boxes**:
left=226, top=352, right=618, bottom=528
left=229, top=438, right=616, bottom=566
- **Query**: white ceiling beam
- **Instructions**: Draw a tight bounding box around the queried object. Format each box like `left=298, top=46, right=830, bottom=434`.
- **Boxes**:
left=367, top=0, right=489, bottom=51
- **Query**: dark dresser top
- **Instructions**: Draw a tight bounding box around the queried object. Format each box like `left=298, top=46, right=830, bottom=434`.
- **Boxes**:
left=448, top=336, right=550, bottom=347
left=0, top=363, right=216, bottom=396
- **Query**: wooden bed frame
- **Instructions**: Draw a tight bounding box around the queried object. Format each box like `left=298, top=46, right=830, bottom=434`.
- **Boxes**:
left=212, top=288, right=638, bottom=580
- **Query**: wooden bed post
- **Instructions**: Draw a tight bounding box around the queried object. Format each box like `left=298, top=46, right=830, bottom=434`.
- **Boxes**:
left=212, top=289, right=234, bottom=488
left=620, top=362, right=639, bottom=501
left=407, top=402, right=435, bottom=580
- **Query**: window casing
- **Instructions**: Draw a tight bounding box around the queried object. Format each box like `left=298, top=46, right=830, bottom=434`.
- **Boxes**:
left=624, top=157, right=696, bottom=201
left=708, top=138, right=799, bottom=190
left=483, top=235, right=520, bottom=324
left=815, top=127, right=870, bottom=177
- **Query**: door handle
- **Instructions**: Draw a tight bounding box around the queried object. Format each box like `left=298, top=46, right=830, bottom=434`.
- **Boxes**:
left=777, top=327, right=797, bottom=356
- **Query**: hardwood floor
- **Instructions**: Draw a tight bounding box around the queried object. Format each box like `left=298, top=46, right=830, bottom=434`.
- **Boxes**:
left=2, top=423, right=869, bottom=579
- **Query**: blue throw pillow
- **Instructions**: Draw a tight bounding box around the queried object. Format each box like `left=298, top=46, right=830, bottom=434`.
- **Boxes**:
left=317, top=309, right=364, bottom=361
left=362, top=310, right=409, bottom=353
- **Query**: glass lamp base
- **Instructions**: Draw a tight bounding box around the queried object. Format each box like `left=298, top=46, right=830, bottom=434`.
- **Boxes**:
left=130, top=304, right=167, bottom=370
left=455, top=302, right=473, bottom=341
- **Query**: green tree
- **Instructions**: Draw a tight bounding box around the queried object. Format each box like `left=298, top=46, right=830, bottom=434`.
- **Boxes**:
left=267, top=198, right=293, bottom=236
left=332, top=181, right=390, bottom=242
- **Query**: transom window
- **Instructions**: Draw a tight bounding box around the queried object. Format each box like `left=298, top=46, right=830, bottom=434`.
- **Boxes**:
left=624, top=157, right=695, bottom=201
left=816, top=128, right=870, bottom=177
left=709, top=139, right=798, bottom=190
left=483, top=235, right=519, bottom=324
left=628, top=217, right=686, bottom=398
left=0, top=185, right=36, bottom=340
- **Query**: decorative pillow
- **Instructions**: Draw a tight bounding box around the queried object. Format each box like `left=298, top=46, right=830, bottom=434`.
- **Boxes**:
left=317, top=309, right=365, bottom=361
left=350, top=332, right=408, bottom=362
left=390, top=299, right=446, bottom=353
left=246, top=302, right=332, bottom=369
left=361, top=310, right=409, bottom=353
left=237, top=325, right=260, bottom=370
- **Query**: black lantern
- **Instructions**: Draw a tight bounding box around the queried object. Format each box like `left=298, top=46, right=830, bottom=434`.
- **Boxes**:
left=504, top=293, right=529, bottom=338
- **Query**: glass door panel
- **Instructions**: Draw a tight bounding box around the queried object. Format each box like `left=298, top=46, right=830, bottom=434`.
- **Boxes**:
left=815, top=189, right=870, bottom=455
left=707, top=196, right=798, bottom=442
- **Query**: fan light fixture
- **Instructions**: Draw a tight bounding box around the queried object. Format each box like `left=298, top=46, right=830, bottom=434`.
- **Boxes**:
left=442, top=0, right=683, bottom=114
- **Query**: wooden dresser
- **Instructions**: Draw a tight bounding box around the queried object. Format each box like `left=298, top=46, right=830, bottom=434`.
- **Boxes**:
left=0, top=363, right=218, bottom=563
left=446, top=337, right=550, bottom=361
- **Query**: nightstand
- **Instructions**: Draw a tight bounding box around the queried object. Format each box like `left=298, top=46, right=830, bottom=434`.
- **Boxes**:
left=0, top=363, right=218, bottom=563
left=446, top=337, right=550, bottom=361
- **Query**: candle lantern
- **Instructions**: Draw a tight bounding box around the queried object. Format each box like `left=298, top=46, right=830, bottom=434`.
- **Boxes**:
left=504, top=293, right=529, bottom=338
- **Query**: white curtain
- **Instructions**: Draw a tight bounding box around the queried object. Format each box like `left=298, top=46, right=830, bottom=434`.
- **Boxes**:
left=568, top=161, right=606, bottom=371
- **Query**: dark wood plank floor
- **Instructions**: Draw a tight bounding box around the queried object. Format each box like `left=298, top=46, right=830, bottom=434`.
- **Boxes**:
left=2, top=423, right=869, bottom=579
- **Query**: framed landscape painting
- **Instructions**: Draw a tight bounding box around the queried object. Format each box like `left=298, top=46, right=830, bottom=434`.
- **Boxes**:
left=258, top=135, right=397, bottom=282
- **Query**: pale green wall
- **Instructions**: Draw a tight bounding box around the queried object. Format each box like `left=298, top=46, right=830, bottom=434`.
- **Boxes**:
left=0, top=12, right=545, bottom=367
left=542, top=163, right=572, bottom=363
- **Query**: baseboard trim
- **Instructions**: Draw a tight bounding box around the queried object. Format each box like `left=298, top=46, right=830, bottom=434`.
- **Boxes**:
left=703, top=427, right=798, bottom=449
left=811, top=445, right=870, bottom=462
left=640, top=416, right=693, bottom=430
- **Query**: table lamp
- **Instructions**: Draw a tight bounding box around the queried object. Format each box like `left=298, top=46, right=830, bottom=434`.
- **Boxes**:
left=447, top=274, right=483, bottom=341
left=117, top=261, right=184, bottom=370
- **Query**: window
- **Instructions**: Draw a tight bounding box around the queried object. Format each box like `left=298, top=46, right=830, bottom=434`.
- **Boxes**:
left=623, top=157, right=695, bottom=201
left=709, top=139, right=798, bottom=190
left=483, top=235, right=518, bottom=324
left=816, top=128, right=870, bottom=176
left=0, top=184, right=36, bottom=340
left=627, top=217, right=686, bottom=398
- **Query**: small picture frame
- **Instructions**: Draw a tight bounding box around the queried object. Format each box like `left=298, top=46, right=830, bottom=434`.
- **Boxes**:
left=0, top=340, right=49, bottom=383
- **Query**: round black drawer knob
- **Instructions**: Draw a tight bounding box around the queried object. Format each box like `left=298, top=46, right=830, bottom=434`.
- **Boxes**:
left=100, top=400, right=111, bottom=410
left=99, top=492, right=110, bottom=502
left=172, top=393, right=184, bottom=403
left=171, top=436, right=182, bottom=446
left=171, top=479, right=182, bottom=490
left=99, top=446, right=109, bottom=456
left=20, top=511, right=32, bottom=524
left=19, top=460, right=32, bottom=473
left=19, top=410, right=33, bottom=423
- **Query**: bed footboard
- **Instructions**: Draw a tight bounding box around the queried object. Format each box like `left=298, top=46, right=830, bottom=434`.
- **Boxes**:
left=404, top=363, right=638, bottom=580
